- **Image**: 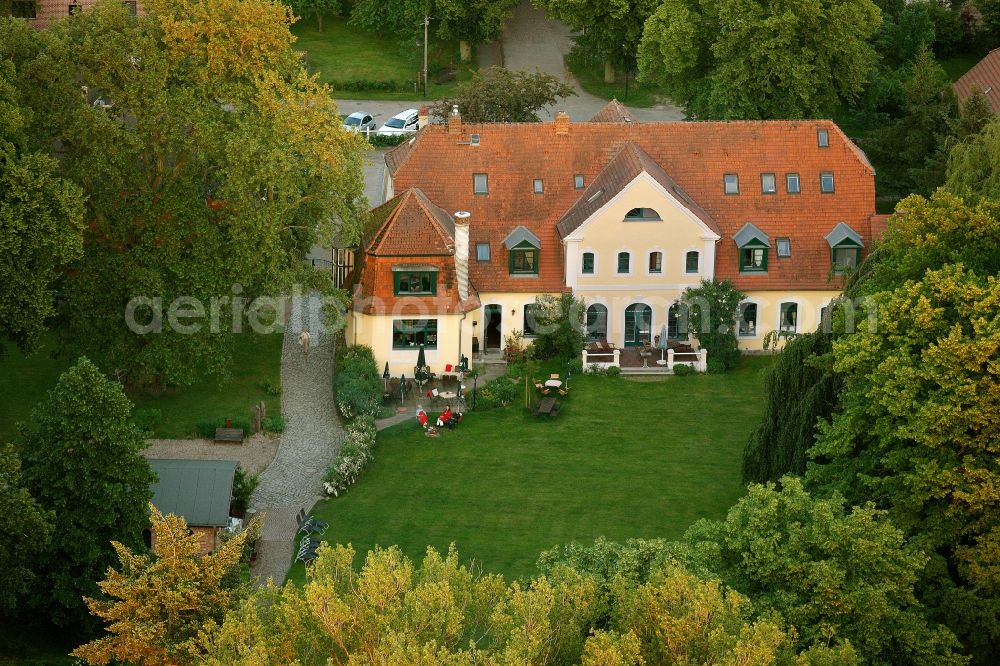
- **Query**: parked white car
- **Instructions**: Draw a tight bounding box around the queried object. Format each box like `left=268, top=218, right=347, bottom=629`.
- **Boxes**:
left=376, top=108, right=420, bottom=136
left=342, top=111, right=376, bottom=133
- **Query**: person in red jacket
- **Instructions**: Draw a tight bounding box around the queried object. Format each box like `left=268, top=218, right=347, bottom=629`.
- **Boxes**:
left=436, top=406, right=452, bottom=428
left=416, top=405, right=428, bottom=429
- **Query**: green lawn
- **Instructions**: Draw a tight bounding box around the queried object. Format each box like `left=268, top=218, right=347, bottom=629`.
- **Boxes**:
left=287, top=356, right=771, bottom=584
left=292, top=16, right=475, bottom=101
left=0, top=332, right=282, bottom=441
left=940, top=52, right=982, bottom=82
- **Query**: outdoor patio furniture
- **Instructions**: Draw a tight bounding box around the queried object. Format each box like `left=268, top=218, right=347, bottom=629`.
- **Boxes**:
left=544, top=378, right=562, bottom=388
left=214, top=427, right=244, bottom=444
left=297, top=509, right=328, bottom=535
left=534, top=396, right=560, bottom=418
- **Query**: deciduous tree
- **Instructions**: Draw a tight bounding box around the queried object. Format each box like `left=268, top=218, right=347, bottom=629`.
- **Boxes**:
left=0, top=46, right=85, bottom=356
left=431, top=66, right=576, bottom=123
left=946, top=117, right=1000, bottom=201
left=18, top=357, right=156, bottom=629
left=73, top=506, right=257, bottom=665
left=638, top=0, right=882, bottom=119
left=681, top=279, right=744, bottom=371
left=3, top=0, right=367, bottom=388
left=285, top=0, right=340, bottom=32
left=0, top=442, right=53, bottom=613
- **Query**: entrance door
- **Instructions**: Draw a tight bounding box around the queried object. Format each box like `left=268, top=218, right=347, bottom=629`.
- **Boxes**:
left=484, top=304, right=502, bottom=350
left=624, top=303, right=652, bottom=347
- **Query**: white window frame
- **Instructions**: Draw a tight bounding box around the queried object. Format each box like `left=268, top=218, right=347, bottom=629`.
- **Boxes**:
left=778, top=301, right=801, bottom=334
left=533, top=178, right=544, bottom=194
left=737, top=300, right=760, bottom=338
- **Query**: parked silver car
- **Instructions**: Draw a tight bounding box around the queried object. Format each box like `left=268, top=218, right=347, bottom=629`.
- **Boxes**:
left=342, top=111, right=376, bottom=133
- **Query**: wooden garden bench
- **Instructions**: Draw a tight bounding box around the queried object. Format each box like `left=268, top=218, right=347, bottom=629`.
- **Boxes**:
left=534, top=397, right=560, bottom=418
left=214, top=427, right=245, bottom=444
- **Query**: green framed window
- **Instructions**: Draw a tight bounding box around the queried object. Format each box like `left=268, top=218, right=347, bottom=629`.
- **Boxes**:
left=739, top=242, right=768, bottom=272
left=779, top=303, right=798, bottom=333
left=581, top=252, right=595, bottom=274
left=617, top=251, right=630, bottom=274
left=738, top=303, right=758, bottom=337
left=685, top=250, right=699, bottom=274
left=624, top=303, right=652, bottom=347
left=831, top=243, right=861, bottom=272
left=509, top=242, right=538, bottom=274
left=523, top=303, right=540, bottom=336
left=393, top=270, right=437, bottom=295
left=393, top=319, right=438, bottom=349
left=586, top=304, right=607, bottom=342
left=624, top=207, right=661, bottom=221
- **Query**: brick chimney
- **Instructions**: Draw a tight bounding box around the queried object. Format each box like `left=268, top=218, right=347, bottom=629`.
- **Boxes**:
left=453, top=211, right=471, bottom=301
left=448, top=105, right=462, bottom=135
left=554, top=111, right=570, bottom=136
left=418, top=106, right=429, bottom=129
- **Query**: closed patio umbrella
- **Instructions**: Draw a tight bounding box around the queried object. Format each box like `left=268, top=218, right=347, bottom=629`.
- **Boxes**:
left=657, top=324, right=669, bottom=361
left=382, top=362, right=390, bottom=393
left=416, top=344, right=426, bottom=369
left=400, top=373, right=406, bottom=405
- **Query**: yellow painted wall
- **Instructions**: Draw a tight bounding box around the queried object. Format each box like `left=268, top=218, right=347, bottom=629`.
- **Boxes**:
left=736, top=290, right=842, bottom=351
left=471, top=292, right=554, bottom=351
left=348, top=312, right=474, bottom=376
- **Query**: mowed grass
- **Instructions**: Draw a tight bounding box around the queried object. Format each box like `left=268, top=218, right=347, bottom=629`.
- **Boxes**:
left=292, top=16, right=474, bottom=100
left=287, top=356, right=771, bottom=584
left=0, top=332, right=282, bottom=441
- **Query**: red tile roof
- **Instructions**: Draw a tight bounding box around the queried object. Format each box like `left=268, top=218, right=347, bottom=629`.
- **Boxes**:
left=589, top=99, right=637, bottom=123
left=954, top=48, right=1000, bottom=113
left=384, top=117, right=877, bottom=291
left=354, top=189, right=479, bottom=314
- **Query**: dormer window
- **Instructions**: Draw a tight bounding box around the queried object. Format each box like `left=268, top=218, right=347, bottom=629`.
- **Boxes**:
left=826, top=222, right=864, bottom=273
left=818, top=128, right=830, bottom=147
left=393, top=267, right=438, bottom=295
left=504, top=226, right=541, bottom=275
left=624, top=207, right=661, bottom=221
left=734, top=223, right=770, bottom=273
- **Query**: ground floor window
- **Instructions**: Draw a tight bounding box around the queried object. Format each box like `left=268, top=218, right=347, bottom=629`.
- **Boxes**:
left=667, top=303, right=688, bottom=339
left=738, top=303, right=758, bottom=336
left=779, top=303, right=798, bottom=333
left=624, top=303, right=652, bottom=346
left=393, top=319, right=438, bottom=349
left=523, top=303, right=539, bottom=336
left=586, top=304, right=608, bottom=342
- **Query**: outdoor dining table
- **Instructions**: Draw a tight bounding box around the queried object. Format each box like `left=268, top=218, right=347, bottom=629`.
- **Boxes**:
left=544, top=379, right=562, bottom=388
left=438, top=391, right=458, bottom=401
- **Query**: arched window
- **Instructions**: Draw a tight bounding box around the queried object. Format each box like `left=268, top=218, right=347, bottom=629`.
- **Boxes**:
left=586, top=304, right=608, bottom=342
left=624, top=303, right=652, bottom=347
left=624, top=207, right=661, bottom=221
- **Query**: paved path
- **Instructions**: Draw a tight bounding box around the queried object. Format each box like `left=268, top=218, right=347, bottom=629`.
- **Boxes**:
left=143, top=433, right=279, bottom=476
left=249, top=293, right=343, bottom=586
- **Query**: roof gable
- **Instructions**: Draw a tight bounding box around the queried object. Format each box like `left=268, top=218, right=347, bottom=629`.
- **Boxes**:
left=366, top=188, right=455, bottom=257
left=557, top=142, right=720, bottom=240
left=826, top=222, right=864, bottom=247
left=589, top=99, right=637, bottom=123
left=734, top=222, right=770, bottom=247
left=504, top=226, right=541, bottom=249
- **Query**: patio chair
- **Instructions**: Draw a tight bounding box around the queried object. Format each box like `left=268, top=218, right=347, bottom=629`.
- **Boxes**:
left=297, top=509, right=328, bottom=535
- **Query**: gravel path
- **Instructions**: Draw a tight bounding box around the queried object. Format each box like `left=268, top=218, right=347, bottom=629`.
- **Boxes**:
left=143, top=434, right=279, bottom=476
left=250, top=293, right=344, bottom=585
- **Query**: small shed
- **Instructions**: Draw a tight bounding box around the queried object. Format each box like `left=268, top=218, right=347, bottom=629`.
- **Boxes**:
left=149, top=459, right=237, bottom=554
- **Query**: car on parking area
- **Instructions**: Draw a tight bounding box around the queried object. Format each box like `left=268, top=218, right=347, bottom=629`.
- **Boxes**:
left=376, top=109, right=420, bottom=136
left=342, top=111, right=376, bottom=133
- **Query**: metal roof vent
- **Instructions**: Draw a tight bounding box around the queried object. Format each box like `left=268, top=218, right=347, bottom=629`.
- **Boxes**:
left=586, top=189, right=603, bottom=204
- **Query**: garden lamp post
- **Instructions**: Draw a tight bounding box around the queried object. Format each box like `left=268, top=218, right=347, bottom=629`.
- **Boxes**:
left=382, top=362, right=390, bottom=394
left=472, top=373, right=477, bottom=410
left=566, top=365, right=572, bottom=390
left=400, top=373, right=406, bottom=406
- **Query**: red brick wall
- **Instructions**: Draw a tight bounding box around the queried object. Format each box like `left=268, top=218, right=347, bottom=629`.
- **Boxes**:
left=26, top=0, right=144, bottom=29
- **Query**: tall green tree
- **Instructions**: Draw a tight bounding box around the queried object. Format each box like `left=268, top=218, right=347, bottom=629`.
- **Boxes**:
left=637, top=0, right=882, bottom=119
left=530, top=292, right=586, bottom=361
left=534, top=0, right=660, bottom=83
left=946, top=117, right=1000, bottom=201
left=684, top=478, right=964, bottom=663
left=431, top=66, right=576, bottom=122
left=2, top=0, right=367, bottom=388
left=285, top=0, right=341, bottom=32
left=681, top=279, right=744, bottom=371
left=0, top=44, right=85, bottom=356
left=18, top=357, right=155, bottom=629
left=0, top=442, right=53, bottom=614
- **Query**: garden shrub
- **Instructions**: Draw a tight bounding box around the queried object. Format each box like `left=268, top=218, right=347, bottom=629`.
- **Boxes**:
left=262, top=380, right=282, bottom=396
left=682, top=279, right=745, bottom=372
left=262, top=415, right=286, bottom=433
left=473, top=376, right=517, bottom=410
left=367, top=134, right=411, bottom=148
left=606, top=366, right=621, bottom=378
left=324, top=416, right=377, bottom=496
left=230, top=467, right=259, bottom=516
left=330, top=78, right=405, bottom=92
left=132, top=408, right=161, bottom=435
left=672, top=364, right=695, bottom=376
left=529, top=293, right=586, bottom=361
left=335, top=345, right=382, bottom=420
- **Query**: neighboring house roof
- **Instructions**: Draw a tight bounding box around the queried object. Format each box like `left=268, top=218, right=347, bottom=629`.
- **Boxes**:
left=365, top=188, right=455, bottom=256
left=149, top=459, right=236, bottom=527
left=556, top=141, right=720, bottom=239
left=953, top=48, right=1000, bottom=113
left=589, top=99, right=637, bottom=123
left=734, top=222, right=770, bottom=247
left=825, top=221, right=864, bottom=247
left=383, top=117, right=877, bottom=291
left=353, top=188, right=480, bottom=315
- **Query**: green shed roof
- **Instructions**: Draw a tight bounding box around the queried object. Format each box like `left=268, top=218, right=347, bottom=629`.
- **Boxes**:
left=149, top=459, right=237, bottom=527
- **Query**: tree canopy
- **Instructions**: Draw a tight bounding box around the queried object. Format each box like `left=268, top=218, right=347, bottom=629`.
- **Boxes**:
left=1, top=0, right=367, bottom=388
left=0, top=442, right=53, bottom=613
left=946, top=117, right=1000, bottom=202
left=18, top=357, right=155, bottom=629
left=681, top=279, right=744, bottom=371
left=637, top=0, right=882, bottom=119
left=350, top=0, right=517, bottom=49
left=0, top=46, right=85, bottom=356
left=431, top=66, right=576, bottom=123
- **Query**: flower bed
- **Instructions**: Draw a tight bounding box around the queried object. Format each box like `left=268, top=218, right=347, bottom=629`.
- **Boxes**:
left=324, top=416, right=376, bottom=497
